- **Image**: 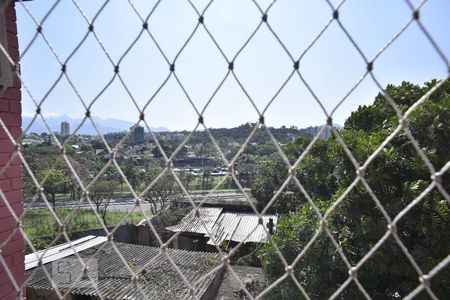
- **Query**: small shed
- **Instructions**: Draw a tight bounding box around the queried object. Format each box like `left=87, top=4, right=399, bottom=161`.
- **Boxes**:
left=167, top=207, right=277, bottom=252
left=166, top=207, right=223, bottom=251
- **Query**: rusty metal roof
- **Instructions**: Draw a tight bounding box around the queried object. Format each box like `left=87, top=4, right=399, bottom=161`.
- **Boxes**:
left=26, top=242, right=221, bottom=299
left=166, top=207, right=223, bottom=235
left=207, top=212, right=277, bottom=245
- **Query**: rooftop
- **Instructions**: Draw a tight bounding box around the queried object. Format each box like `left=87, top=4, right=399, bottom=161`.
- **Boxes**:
left=26, top=238, right=221, bottom=299
left=166, top=207, right=223, bottom=235
left=167, top=207, right=278, bottom=245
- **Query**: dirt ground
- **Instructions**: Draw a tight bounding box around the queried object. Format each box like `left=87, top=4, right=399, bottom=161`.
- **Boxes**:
left=215, top=266, right=266, bottom=299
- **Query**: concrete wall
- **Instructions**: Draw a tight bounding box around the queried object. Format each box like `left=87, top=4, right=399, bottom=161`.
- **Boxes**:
left=136, top=214, right=178, bottom=247
left=0, top=2, right=24, bottom=299
left=200, top=265, right=226, bottom=300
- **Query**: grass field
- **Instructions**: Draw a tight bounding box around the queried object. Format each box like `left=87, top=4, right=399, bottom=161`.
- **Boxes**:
left=25, top=208, right=150, bottom=239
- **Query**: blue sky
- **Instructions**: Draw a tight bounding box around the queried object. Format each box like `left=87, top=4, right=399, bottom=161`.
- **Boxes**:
left=16, top=0, right=450, bottom=131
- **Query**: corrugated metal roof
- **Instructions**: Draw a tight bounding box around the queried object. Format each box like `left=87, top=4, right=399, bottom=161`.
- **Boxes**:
left=207, top=213, right=277, bottom=245
left=26, top=242, right=221, bottom=300
left=166, top=207, right=277, bottom=245
left=25, top=235, right=107, bottom=270
left=166, top=207, right=223, bottom=234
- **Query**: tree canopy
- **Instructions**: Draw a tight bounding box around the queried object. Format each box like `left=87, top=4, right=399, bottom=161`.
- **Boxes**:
left=257, top=80, right=450, bottom=299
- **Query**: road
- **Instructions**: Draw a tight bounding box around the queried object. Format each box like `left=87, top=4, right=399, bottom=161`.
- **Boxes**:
left=26, top=192, right=248, bottom=212
left=25, top=196, right=150, bottom=212
left=188, top=191, right=249, bottom=203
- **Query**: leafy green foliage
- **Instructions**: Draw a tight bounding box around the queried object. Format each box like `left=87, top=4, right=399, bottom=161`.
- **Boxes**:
left=89, top=180, right=116, bottom=226
left=257, top=80, right=450, bottom=299
left=37, top=169, right=70, bottom=210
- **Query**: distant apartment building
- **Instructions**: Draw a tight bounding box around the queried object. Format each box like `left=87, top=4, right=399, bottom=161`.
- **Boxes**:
left=60, top=121, right=70, bottom=137
left=128, top=125, right=145, bottom=145
left=104, top=132, right=126, bottom=146
left=302, top=125, right=332, bottom=139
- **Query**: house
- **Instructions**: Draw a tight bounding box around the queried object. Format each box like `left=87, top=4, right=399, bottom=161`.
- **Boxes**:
left=167, top=207, right=277, bottom=253
left=25, top=236, right=224, bottom=300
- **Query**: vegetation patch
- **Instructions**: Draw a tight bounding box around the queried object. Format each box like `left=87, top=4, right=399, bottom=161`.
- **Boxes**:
left=25, top=208, right=151, bottom=252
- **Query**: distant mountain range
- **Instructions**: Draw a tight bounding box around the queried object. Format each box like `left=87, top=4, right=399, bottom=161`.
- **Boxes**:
left=22, top=115, right=170, bottom=135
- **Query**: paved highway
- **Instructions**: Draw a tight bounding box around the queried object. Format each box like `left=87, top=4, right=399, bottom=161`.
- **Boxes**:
left=26, top=192, right=248, bottom=212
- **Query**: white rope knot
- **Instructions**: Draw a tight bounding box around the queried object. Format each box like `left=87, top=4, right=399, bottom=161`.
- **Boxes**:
left=320, top=219, right=328, bottom=230
left=356, top=167, right=365, bottom=178
left=430, top=172, right=442, bottom=184
left=419, top=274, right=430, bottom=287
left=348, top=267, right=358, bottom=279
left=289, top=167, right=297, bottom=177
left=387, top=224, right=397, bottom=234
left=285, top=265, right=294, bottom=275
left=399, top=118, right=409, bottom=129
left=222, top=255, right=230, bottom=266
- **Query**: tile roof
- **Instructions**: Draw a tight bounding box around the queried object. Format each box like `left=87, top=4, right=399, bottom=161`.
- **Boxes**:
left=26, top=241, right=221, bottom=299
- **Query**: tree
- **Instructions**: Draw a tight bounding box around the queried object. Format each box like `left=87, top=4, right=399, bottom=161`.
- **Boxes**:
left=251, top=156, right=290, bottom=213
left=123, top=163, right=144, bottom=192
left=37, top=169, right=70, bottom=210
left=235, top=154, right=260, bottom=188
left=143, top=168, right=182, bottom=214
left=89, top=180, right=115, bottom=226
left=258, top=80, right=450, bottom=299
left=201, top=167, right=213, bottom=191
left=152, top=144, right=174, bottom=159
left=179, top=171, right=194, bottom=192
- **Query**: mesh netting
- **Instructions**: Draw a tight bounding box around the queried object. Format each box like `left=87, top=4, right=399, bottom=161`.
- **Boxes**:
left=0, top=0, right=449, bottom=299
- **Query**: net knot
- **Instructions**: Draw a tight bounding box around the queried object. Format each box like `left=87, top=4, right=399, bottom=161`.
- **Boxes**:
left=419, top=274, right=430, bottom=287
left=285, top=265, right=294, bottom=275
left=262, top=14, right=268, bottom=22
left=333, top=10, right=339, bottom=19
left=356, top=167, right=365, bottom=178
left=222, top=255, right=230, bottom=266
left=326, top=116, right=333, bottom=126
left=388, top=224, right=397, bottom=234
